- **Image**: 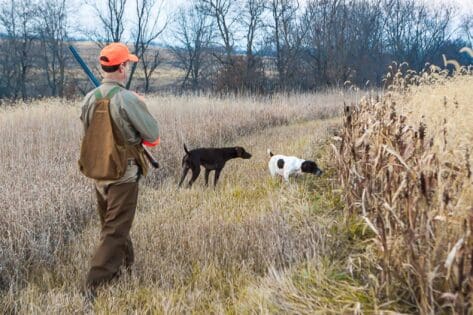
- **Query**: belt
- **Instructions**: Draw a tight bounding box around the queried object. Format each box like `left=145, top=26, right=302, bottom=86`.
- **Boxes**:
left=127, top=159, right=137, bottom=166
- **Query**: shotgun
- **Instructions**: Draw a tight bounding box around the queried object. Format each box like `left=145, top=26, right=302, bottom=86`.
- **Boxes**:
left=69, top=45, right=159, bottom=169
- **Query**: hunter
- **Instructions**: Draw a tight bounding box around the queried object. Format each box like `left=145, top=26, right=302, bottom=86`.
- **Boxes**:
left=79, top=42, right=160, bottom=298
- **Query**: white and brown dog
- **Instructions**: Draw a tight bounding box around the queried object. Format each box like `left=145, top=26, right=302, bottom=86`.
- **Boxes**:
left=267, top=149, right=323, bottom=181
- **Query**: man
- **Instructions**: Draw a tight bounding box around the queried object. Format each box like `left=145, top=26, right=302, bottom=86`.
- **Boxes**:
left=80, top=42, right=160, bottom=297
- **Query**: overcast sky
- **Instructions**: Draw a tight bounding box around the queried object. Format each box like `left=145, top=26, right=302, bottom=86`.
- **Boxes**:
left=163, top=0, right=473, bottom=12
left=166, top=0, right=473, bottom=10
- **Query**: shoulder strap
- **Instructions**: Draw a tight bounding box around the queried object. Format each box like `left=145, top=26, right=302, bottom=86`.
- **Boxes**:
left=94, top=86, right=121, bottom=101
left=94, top=88, right=103, bottom=100
left=105, top=86, right=121, bottom=99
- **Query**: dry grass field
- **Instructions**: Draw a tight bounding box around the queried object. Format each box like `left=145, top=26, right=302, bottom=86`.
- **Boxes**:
left=2, top=68, right=472, bottom=313
left=0, top=91, right=366, bottom=313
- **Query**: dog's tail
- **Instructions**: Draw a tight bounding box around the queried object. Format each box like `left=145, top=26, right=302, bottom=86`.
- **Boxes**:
left=267, top=149, right=274, bottom=157
left=184, top=144, right=190, bottom=155
left=182, top=144, right=191, bottom=167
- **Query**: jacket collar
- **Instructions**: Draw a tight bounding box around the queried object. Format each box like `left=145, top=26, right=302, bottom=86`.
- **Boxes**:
left=101, top=78, right=125, bottom=88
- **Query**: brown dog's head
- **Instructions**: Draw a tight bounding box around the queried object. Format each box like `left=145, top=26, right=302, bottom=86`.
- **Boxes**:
left=235, top=146, right=252, bottom=159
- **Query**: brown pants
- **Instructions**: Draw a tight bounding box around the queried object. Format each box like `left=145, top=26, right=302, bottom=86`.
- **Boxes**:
left=85, top=181, right=139, bottom=290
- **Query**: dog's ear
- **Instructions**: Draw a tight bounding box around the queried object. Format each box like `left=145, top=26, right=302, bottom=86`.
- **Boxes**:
left=235, top=147, right=243, bottom=156
left=301, top=161, right=309, bottom=172
left=301, top=161, right=318, bottom=173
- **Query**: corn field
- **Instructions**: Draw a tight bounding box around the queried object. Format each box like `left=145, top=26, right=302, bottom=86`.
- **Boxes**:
left=333, top=66, right=473, bottom=313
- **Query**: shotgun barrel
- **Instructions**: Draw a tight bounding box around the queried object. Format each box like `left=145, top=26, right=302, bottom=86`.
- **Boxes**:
left=68, top=46, right=101, bottom=87
left=68, top=45, right=159, bottom=169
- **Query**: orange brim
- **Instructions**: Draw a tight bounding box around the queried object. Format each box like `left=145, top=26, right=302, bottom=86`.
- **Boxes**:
left=128, top=54, right=139, bottom=62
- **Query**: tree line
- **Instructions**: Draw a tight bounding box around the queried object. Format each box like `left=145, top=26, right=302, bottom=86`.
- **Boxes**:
left=0, top=0, right=472, bottom=100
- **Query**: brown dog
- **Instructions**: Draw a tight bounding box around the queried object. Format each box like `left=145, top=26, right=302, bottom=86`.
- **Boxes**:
left=178, top=144, right=252, bottom=188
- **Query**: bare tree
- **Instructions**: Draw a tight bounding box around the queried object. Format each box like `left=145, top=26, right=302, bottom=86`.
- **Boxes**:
left=348, top=0, right=385, bottom=84
left=36, top=0, right=70, bottom=97
left=243, top=0, right=265, bottom=60
left=303, top=0, right=338, bottom=86
left=199, top=0, right=252, bottom=93
left=140, top=49, right=162, bottom=92
left=241, top=0, right=266, bottom=90
left=269, top=0, right=307, bottom=89
left=460, top=14, right=472, bottom=47
left=126, top=0, right=168, bottom=91
left=0, top=28, right=16, bottom=98
left=302, top=0, right=385, bottom=87
left=383, top=0, right=454, bottom=70
left=198, top=0, right=237, bottom=61
left=170, top=3, right=214, bottom=92
left=87, top=0, right=127, bottom=45
left=0, top=0, right=36, bottom=100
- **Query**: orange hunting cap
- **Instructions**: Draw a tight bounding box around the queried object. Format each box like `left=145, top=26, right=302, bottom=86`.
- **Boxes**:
left=99, top=43, right=139, bottom=66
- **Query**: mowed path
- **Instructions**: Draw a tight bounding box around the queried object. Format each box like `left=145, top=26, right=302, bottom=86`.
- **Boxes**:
left=5, top=118, right=340, bottom=314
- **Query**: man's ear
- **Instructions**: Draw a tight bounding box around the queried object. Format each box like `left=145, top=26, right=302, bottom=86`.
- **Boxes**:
left=119, top=62, right=128, bottom=73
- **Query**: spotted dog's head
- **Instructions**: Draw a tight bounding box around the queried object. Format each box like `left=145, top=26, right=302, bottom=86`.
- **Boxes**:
left=301, top=160, right=323, bottom=176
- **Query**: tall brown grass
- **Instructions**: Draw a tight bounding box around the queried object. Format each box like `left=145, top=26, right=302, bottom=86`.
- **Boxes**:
left=0, top=91, right=351, bottom=312
left=334, top=67, right=473, bottom=313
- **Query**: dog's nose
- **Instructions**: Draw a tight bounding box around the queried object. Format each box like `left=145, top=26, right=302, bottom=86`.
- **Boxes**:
left=316, top=169, right=323, bottom=176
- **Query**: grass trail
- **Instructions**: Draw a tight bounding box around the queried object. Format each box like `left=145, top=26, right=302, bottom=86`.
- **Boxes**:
left=3, top=117, right=375, bottom=314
